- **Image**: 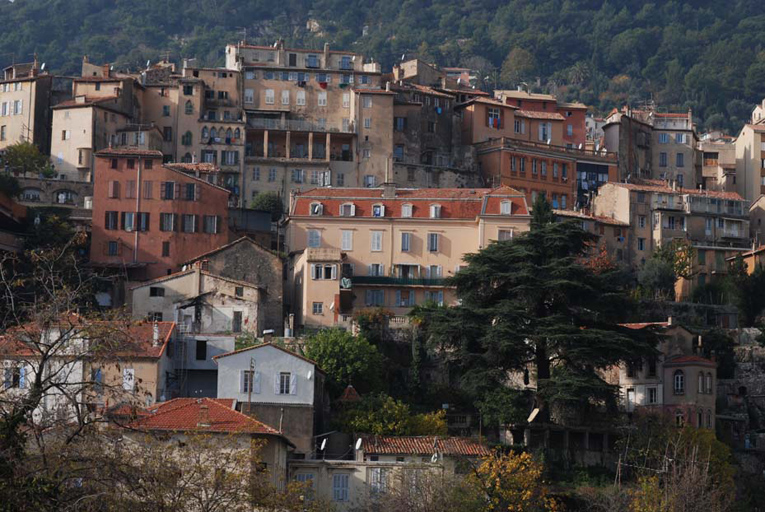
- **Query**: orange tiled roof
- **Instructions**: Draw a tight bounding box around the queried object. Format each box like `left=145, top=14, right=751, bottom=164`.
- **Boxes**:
left=663, top=355, right=715, bottom=367
left=52, top=96, right=120, bottom=109
left=164, top=162, right=220, bottom=173
left=553, top=209, right=629, bottom=227
left=361, top=435, right=491, bottom=456
left=515, top=109, right=565, bottom=121
left=611, top=180, right=745, bottom=201
left=95, top=147, right=164, bottom=158
left=619, top=322, right=670, bottom=330
left=128, top=398, right=282, bottom=435
left=291, top=186, right=529, bottom=219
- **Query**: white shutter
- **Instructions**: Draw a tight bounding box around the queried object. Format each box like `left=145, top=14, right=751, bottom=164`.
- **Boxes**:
left=351, top=204, right=356, bottom=216
left=437, top=265, right=442, bottom=277
left=240, top=371, right=246, bottom=393
left=367, top=264, right=373, bottom=276
left=380, top=264, right=384, bottom=276
left=290, top=373, right=297, bottom=395
left=331, top=265, right=337, bottom=280
left=254, top=371, right=261, bottom=394
left=274, top=373, right=280, bottom=394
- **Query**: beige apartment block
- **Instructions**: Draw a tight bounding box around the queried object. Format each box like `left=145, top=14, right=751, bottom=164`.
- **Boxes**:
left=284, top=184, right=531, bottom=330
left=650, top=111, right=699, bottom=189
left=734, top=123, right=765, bottom=203
left=699, top=135, right=737, bottom=192
left=593, top=180, right=750, bottom=300
left=225, top=40, right=390, bottom=205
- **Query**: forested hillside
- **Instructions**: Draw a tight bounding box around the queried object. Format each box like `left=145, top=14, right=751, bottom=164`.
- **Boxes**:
left=2, top=0, right=764, bottom=130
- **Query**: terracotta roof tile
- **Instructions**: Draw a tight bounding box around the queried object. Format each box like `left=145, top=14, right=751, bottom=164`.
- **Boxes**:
left=164, top=162, right=221, bottom=173
left=515, top=110, right=565, bottom=121
left=52, top=96, right=120, bottom=109
left=663, top=355, right=715, bottom=366
left=95, top=147, right=164, bottom=158
left=128, top=398, right=282, bottom=435
left=360, top=435, right=491, bottom=456
left=353, top=88, right=395, bottom=95
left=610, top=180, right=745, bottom=201
left=553, top=209, right=630, bottom=227
left=619, top=322, right=669, bottom=330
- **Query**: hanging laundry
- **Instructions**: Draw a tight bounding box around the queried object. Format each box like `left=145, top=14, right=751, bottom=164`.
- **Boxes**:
left=319, top=82, right=328, bottom=89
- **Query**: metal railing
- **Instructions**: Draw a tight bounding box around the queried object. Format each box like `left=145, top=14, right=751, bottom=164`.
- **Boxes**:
left=352, top=276, right=447, bottom=286
left=248, top=118, right=355, bottom=133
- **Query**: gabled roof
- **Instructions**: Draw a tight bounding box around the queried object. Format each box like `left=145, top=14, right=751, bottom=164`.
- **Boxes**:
left=184, top=236, right=279, bottom=265
left=212, top=342, right=325, bottom=374
left=515, top=110, right=565, bottom=121
left=95, top=148, right=163, bottom=158
left=129, top=268, right=261, bottom=291
left=360, top=435, right=490, bottom=456
left=128, top=398, right=289, bottom=438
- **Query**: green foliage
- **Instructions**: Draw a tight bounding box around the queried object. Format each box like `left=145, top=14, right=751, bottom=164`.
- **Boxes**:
left=419, top=196, right=658, bottom=426
left=302, top=328, right=383, bottom=397
left=730, top=264, right=765, bottom=327
left=249, top=191, right=283, bottom=222
left=335, top=393, right=446, bottom=436
left=3, top=142, right=52, bottom=177
left=0, top=1, right=760, bottom=130
left=637, top=256, right=676, bottom=300
left=0, top=174, right=21, bottom=198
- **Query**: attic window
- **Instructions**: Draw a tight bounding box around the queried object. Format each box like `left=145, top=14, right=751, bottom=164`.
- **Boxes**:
left=340, top=203, right=356, bottom=217
left=372, top=204, right=385, bottom=217
left=401, top=203, right=413, bottom=218
left=429, top=204, right=441, bottom=219
left=310, top=203, right=323, bottom=216
left=235, top=286, right=244, bottom=298
left=500, top=201, right=512, bottom=215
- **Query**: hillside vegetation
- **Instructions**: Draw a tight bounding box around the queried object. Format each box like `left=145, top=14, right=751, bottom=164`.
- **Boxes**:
left=2, top=0, right=764, bottom=130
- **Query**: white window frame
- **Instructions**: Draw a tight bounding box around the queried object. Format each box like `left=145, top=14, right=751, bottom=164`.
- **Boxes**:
left=309, top=202, right=323, bottom=216
left=429, top=204, right=441, bottom=218
left=296, top=90, right=306, bottom=106
left=307, top=229, right=321, bottom=248
left=281, top=90, right=290, bottom=105
left=318, top=91, right=327, bottom=106
left=500, top=201, right=511, bottom=215
left=401, top=203, right=413, bottom=218
left=427, top=233, right=439, bottom=252
left=341, top=230, right=353, bottom=251
left=370, top=231, right=383, bottom=252
left=342, top=93, right=350, bottom=108
left=265, top=89, right=275, bottom=105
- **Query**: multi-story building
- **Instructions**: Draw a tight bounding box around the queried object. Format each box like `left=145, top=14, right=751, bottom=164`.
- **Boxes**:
left=603, top=108, right=653, bottom=182
left=616, top=321, right=716, bottom=429
left=733, top=118, right=765, bottom=203
left=89, top=148, right=231, bottom=281
left=699, top=135, right=737, bottom=192
left=0, top=58, right=70, bottom=156
left=284, top=184, right=530, bottom=330
left=553, top=209, right=630, bottom=263
left=494, top=89, right=587, bottom=148
left=592, top=180, right=750, bottom=298
left=224, top=40, right=390, bottom=203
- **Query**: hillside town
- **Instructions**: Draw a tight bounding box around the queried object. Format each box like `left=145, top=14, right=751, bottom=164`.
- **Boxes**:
left=1, top=39, right=765, bottom=510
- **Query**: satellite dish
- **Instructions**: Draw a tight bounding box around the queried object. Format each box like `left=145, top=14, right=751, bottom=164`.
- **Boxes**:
left=320, top=438, right=327, bottom=451
left=40, top=62, right=45, bottom=71
left=527, top=407, right=540, bottom=424
left=355, top=438, right=362, bottom=450
left=307, top=370, right=313, bottom=380
left=430, top=453, right=438, bottom=463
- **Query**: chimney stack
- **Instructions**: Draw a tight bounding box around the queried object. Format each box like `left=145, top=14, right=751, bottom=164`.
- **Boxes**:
left=197, top=403, right=211, bottom=427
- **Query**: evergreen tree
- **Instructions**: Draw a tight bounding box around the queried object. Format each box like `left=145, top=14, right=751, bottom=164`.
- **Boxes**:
left=422, top=195, right=657, bottom=424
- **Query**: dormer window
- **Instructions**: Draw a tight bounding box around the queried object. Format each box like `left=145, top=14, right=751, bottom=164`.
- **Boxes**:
left=372, top=204, right=385, bottom=217
left=500, top=201, right=512, bottom=215
left=340, top=203, right=356, bottom=217
left=310, top=203, right=323, bottom=216
left=430, top=204, right=441, bottom=219
left=401, top=204, right=413, bottom=218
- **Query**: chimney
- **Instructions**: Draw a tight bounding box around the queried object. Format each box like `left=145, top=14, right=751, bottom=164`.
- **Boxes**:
left=385, top=81, right=390, bottom=92
left=382, top=182, right=396, bottom=199
left=197, top=403, right=211, bottom=427
left=103, top=63, right=110, bottom=78
left=83, top=55, right=89, bottom=64
left=152, top=321, right=160, bottom=346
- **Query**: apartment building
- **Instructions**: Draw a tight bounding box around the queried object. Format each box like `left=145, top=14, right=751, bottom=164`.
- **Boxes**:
left=617, top=321, right=715, bottom=429
left=0, top=59, right=69, bottom=156
left=553, top=209, right=630, bottom=262
left=89, top=148, right=230, bottom=281
left=734, top=121, right=765, bottom=203
left=699, top=135, right=737, bottom=192
left=284, top=184, right=530, bottom=330
left=592, top=180, right=750, bottom=298
left=224, top=40, right=389, bottom=203
left=603, top=109, right=653, bottom=182
left=494, top=89, right=587, bottom=148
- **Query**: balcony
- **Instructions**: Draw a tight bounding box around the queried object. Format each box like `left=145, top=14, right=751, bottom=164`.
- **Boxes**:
left=352, top=276, right=447, bottom=287
left=248, top=118, right=355, bottom=134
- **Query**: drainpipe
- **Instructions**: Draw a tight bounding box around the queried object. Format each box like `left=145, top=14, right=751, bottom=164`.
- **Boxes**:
left=133, top=156, right=142, bottom=262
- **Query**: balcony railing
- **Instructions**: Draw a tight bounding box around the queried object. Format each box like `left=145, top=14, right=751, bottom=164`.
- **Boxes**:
left=248, top=118, right=355, bottom=133
left=352, top=276, right=447, bottom=286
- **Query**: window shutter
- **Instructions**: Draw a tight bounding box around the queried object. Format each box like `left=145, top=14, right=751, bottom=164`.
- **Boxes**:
left=350, top=204, right=356, bottom=216
left=120, top=212, right=126, bottom=229
left=395, top=290, right=401, bottom=305
left=367, top=264, right=373, bottom=276
left=240, top=371, right=246, bottom=393
left=174, top=182, right=181, bottom=199
left=18, top=367, right=25, bottom=388
left=485, top=108, right=490, bottom=127
left=380, top=264, right=384, bottom=276
left=331, top=265, right=337, bottom=280
left=290, top=373, right=297, bottom=394
left=215, top=216, right=222, bottom=234
left=195, top=183, right=201, bottom=201
left=180, top=215, right=186, bottom=232
left=194, top=215, right=200, bottom=233
left=160, top=182, right=166, bottom=199
left=274, top=374, right=280, bottom=394
left=499, top=113, right=504, bottom=129
left=254, top=371, right=261, bottom=394
left=310, top=264, right=316, bottom=279
left=424, top=267, right=430, bottom=278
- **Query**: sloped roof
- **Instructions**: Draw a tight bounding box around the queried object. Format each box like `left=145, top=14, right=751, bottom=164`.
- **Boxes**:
left=95, top=147, right=163, bottom=158
left=184, top=236, right=279, bottom=265
left=553, top=209, right=629, bottom=227
left=663, top=355, right=715, bottom=367
left=620, top=322, right=670, bottom=330
left=128, top=398, right=286, bottom=436
left=608, top=180, right=745, bottom=201
left=164, top=162, right=220, bottom=174
left=515, top=109, right=565, bottom=121
left=360, top=435, right=490, bottom=456
left=212, top=342, right=325, bottom=374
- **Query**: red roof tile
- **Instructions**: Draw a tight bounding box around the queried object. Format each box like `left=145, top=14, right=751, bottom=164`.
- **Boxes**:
left=619, top=322, right=669, bottom=330
left=554, top=209, right=630, bottom=227
left=361, top=435, right=491, bottom=456
left=164, top=162, right=221, bottom=173
left=290, top=186, right=529, bottom=219
left=95, top=148, right=164, bottom=158
left=128, top=398, right=283, bottom=435
left=610, top=180, right=745, bottom=201
left=663, top=355, right=715, bottom=367
left=515, top=110, right=565, bottom=121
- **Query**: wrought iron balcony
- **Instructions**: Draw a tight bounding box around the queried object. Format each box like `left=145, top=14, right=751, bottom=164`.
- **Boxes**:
left=351, top=276, right=447, bottom=286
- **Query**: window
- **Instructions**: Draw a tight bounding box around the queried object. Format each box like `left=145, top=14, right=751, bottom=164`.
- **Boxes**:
left=372, top=204, right=385, bottom=217
left=318, top=91, right=327, bottom=106
left=673, top=370, right=684, bottom=394
left=676, top=153, right=684, bottom=167
left=341, top=230, right=353, bottom=251
left=638, top=238, right=645, bottom=251
left=706, top=372, right=713, bottom=394
left=309, top=202, right=323, bottom=216
left=232, top=311, right=243, bottom=333
left=638, top=216, right=646, bottom=228
left=122, top=368, right=135, bottom=392
left=252, top=167, right=260, bottom=181
left=647, top=387, right=658, bottom=404
left=500, top=201, right=512, bottom=215
left=698, top=372, right=705, bottom=394
left=163, top=126, right=172, bottom=142
left=371, top=231, right=383, bottom=252
left=195, top=340, right=207, bottom=361
left=182, top=214, right=197, bottom=233
left=368, top=264, right=384, bottom=277
left=498, top=229, right=513, bottom=241
left=185, top=183, right=197, bottom=201
left=203, top=215, right=220, bottom=234
left=659, top=152, right=668, bottom=167
left=514, top=119, right=524, bottom=133
left=658, top=133, right=669, bottom=144
left=336, top=173, right=345, bottom=186
left=567, top=124, right=573, bottom=136
left=541, top=161, right=547, bottom=177
left=307, top=229, right=321, bottom=248
left=427, top=233, right=439, bottom=252
left=365, top=289, right=385, bottom=306
left=291, top=169, right=304, bottom=183
left=183, top=85, right=193, bottom=96
left=137, top=212, right=150, bottom=232
left=162, top=181, right=176, bottom=200
left=61, top=129, right=70, bottom=140
left=161, top=241, right=170, bottom=257
left=0, top=125, right=5, bottom=141
left=104, top=211, right=119, bottom=230
left=107, top=241, right=119, bottom=256
left=363, top=96, right=373, bottom=108
left=487, top=107, right=501, bottom=128
left=241, top=370, right=255, bottom=393
left=363, top=175, right=376, bottom=187
left=401, top=232, right=411, bottom=252
left=675, top=410, right=684, bottom=427
left=268, top=168, right=277, bottom=182
left=394, top=117, right=406, bottom=131
left=296, top=90, right=305, bottom=106
left=427, top=121, right=435, bottom=133
left=281, top=90, right=290, bottom=105
left=312, top=302, right=323, bottom=315
left=364, top=118, right=372, bottom=129
left=369, top=467, right=389, bottom=495
left=122, top=212, right=135, bottom=231
left=332, top=474, right=349, bottom=502
left=675, top=133, right=685, bottom=144
left=430, top=204, right=441, bottom=218
left=424, top=290, right=444, bottom=305
left=401, top=204, right=413, bottom=218
left=265, top=89, right=274, bottom=104
left=160, top=213, right=176, bottom=232
left=278, top=372, right=292, bottom=394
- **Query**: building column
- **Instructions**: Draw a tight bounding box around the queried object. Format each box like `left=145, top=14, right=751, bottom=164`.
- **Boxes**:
left=308, top=132, right=314, bottom=160
left=263, top=130, right=269, bottom=157
left=325, top=133, right=331, bottom=162
left=286, top=131, right=291, bottom=159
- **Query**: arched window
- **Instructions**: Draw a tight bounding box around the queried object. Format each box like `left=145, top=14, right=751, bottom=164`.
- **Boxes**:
left=673, top=370, right=684, bottom=394
left=210, top=128, right=218, bottom=139
left=698, top=372, right=704, bottom=394
left=182, top=152, right=192, bottom=163
left=226, top=128, right=233, bottom=140
left=234, top=128, right=241, bottom=139
left=185, top=100, right=193, bottom=115
left=675, top=410, right=684, bottom=427
left=201, top=126, right=209, bottom=139
left=706, top=372, right=713, bottom=394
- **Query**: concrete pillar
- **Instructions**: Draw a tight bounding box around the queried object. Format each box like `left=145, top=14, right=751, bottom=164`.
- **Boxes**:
left=325, top=133, right=331, bottom=162
left=263, top=130, right=269, bottom=157
left=286, top=131, right=291, bottom=159
left=308, top=132, right=314, bottom=160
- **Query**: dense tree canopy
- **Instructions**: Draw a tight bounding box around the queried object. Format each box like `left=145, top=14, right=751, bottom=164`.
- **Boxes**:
left=0, top=1, right=762, bottom=131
